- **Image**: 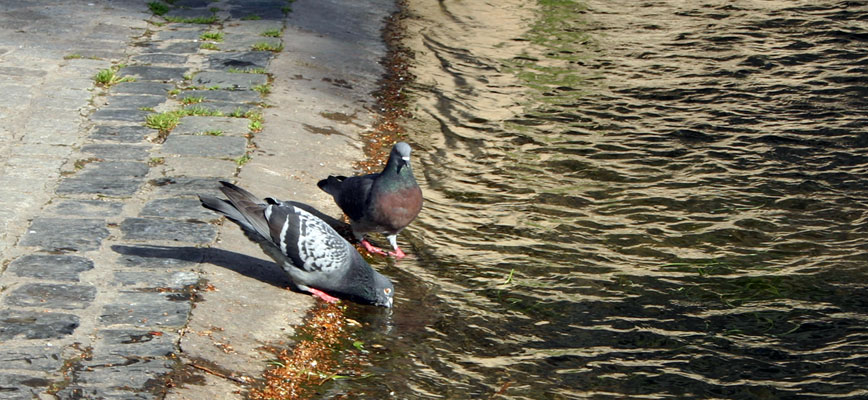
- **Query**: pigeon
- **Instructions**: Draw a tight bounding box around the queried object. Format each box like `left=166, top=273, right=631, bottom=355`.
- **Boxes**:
left=199, top=181, right=394, bottom=307
left=317, top=141, right=423, bottom=259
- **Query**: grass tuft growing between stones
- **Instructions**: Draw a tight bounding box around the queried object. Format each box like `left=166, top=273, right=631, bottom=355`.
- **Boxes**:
left=94, top=65, right=136, bottom=87
left=241, top=14, right=261, bottom=21
left=252, top=42, right=283, bottom=52
left=146, top=111, right=181, bottom=133
left=200, top=31, right=224, bottom=42
left=228, top=67, right=267, bottom=74
left=200, top=43, right=219, bottom=51
left=148, top=1, right=169, bottom=16
left=181, top=96, right=205, bottom=105
left=234, top=153, right=251, bottom=166
left=261, top=29, right=282, bottom=37
left=252, top=83, right=271, bottom=95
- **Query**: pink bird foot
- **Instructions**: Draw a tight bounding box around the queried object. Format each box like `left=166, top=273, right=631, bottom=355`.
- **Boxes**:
left=309, top=288, right=339, bottom=304
left=361, top=239, right=388, bottom=256
left=388, top=247, right=406, bottom=259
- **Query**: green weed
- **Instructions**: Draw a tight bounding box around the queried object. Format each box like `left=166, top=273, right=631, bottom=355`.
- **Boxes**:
left=94, top=66, right=135, bottom=87
left=200, top=31, right=224, bottom=42
left=252, top=84, right=271, bottom=95
left=145, top=111, right=181, bottom=132
left=251, top=42, right=283, bottom=52
left=181, top=96, right=205, bottom=105
left=148, top=1, right=169, bottom=15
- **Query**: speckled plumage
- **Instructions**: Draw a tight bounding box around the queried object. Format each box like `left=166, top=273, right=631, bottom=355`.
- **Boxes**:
left=199, top=181, right=393, bottom=307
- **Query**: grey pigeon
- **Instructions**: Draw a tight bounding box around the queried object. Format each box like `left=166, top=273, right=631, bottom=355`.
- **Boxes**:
left=317, top=141, right=423, bottom=259
left=199, top=181, right=394, bottom=307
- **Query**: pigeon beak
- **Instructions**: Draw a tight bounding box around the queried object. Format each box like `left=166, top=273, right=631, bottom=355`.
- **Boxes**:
left=386, top=296, right=393, bottom=308
left=397, top=157, right=409, bottom=174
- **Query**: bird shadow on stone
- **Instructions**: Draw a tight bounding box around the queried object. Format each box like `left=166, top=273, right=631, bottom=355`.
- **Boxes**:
left=110, top=244, right=296, bottom=291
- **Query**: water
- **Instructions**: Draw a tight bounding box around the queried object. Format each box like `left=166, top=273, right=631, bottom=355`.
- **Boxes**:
left=335, top=1, right=868, bottom=398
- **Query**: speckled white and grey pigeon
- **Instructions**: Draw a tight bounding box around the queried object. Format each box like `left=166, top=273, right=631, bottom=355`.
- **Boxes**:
left=199, top=181, right=394, bottom=307
left=317, top=141, right=423, bottom=259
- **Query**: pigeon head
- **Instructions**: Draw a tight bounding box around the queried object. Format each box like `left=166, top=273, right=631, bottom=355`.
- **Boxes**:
left=374, top=272, right=395, bottom=308
left=345, top=268, right=394, bottom=308
left=392, top=142, right=413, bottom=174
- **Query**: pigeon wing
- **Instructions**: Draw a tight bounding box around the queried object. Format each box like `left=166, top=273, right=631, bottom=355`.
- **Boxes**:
left=263, top=202, right=351, bottom=274
left=318, top=174, right=376, bottom=222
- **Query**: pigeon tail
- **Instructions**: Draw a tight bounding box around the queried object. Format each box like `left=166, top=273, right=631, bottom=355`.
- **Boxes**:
left=316, top=175, right=347, bottom=197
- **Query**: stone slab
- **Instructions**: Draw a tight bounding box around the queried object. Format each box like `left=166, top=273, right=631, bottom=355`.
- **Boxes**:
left=75, top=358, right=174, bottom=389
left=19, top=218, right=109, bottom=252
left=90, top=125, right=155, bottom=143
left=99, top=292, right=192, bottom=328
left=179, top=89, right=261, bottom=103
left=90, top=108, right=151, bottom=123
left=131, top=53, right=189, bottom=65
left=149, top=177, right=223, bottom=197
left=101, top=95, right=166, bottom=110
left=78, top=161, right=150, bottom=177
left=112, top=244, right=202, bottom=269
left=113, top=271, right=200, bottom=290
left=90, top=329, right=179, bottom=363
left=193, top=71, right=268, bottom=90
left=159, top=157, right=239, bottom=178
left=228, top=3, right=286, bottom=20
left=48, top=200, right=124, bottom=217
left=161, top=135, right=247, bottom=158
left=208, top=51, right=273, bottom=70
left=173, top=116, right=251, bottom=136
left=165, top=8, right=215, bottom=19
left=140, top=198, right=217, bottom=220
left=0, top=345, right=63, bottom=371
left=0, top=309, right=79, bottom=340
left=56, top=176, right=144, bottom=197
left=118, top=66, right=188, bottom=82
left=81, top=144, right=151, bottom=160
left=121, top=218, right=216, bottom=243
left=142, top=41, right=201, bottom=54
left=152, top=29, right=205, bottom=41
left=5, top=283, right=96, bottom=310
left=0, top=373, right=51, bottom=398
left=6, top=254, right=94, bottom=282
left=111, top=82, right=174, bottom=96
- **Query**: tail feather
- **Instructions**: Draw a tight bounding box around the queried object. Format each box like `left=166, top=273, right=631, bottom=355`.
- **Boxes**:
left=199, top=195, right=248, bottom=226
left=317, top=175, right=346, bottom=196
left=200, top=181, right=271, bottom=240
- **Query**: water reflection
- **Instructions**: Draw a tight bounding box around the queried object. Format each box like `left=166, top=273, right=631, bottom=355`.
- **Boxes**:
left=332, top=0, right=868, bottom=398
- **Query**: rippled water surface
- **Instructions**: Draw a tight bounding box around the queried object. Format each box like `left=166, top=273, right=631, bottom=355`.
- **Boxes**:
left=335, top=1, right=868, bottom=398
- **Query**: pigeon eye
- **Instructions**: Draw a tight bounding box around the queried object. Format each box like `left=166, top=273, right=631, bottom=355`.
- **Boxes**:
left=384, top=288, right=392, bottom=295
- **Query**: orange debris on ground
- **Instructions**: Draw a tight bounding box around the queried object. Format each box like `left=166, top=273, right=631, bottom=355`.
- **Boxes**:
left=248, top=303, right=365, bottom=399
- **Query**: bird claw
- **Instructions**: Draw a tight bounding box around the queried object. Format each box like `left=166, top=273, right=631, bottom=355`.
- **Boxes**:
left=361, top=239, right=388, bottom=256
left=388, top=248, right=406, bottom=259
left=309, top=288, right=339, bottom=304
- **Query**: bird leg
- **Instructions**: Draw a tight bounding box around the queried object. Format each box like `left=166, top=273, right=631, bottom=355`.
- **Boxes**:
left=309, top=288, right=340, bottom=304
left=360, top=238, right=388, bottom=256
left=387, top=235, right=406, bottom=259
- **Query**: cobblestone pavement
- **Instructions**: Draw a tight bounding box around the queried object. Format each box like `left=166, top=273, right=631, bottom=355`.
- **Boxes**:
left=0, top=0, right=392, bottom=398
